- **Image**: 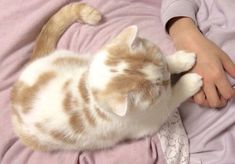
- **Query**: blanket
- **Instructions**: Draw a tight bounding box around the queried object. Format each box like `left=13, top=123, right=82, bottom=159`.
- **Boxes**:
left=0, top=0, right=189, bottom=163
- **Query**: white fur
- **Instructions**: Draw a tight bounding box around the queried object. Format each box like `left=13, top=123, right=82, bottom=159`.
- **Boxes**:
left=141, top=64, right=163, bottom=81
left=12, top=30, right=202, bottom=151
left=166, top=50, right=196, bottom=74
left=88, top=51, right=115, bottom=90
left=115, top=62, right=129, bottom=74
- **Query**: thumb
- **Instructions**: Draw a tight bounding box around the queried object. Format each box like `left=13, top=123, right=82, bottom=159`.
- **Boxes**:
left=220, top=53, right=235, bottom=78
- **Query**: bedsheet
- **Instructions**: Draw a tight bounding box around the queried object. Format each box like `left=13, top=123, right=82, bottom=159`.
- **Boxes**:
left=4, top=0, right=235, bottom=164
left=0, top=0, right=187, bottom=164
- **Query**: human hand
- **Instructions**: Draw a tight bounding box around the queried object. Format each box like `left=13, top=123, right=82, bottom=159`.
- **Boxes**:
left=186, top=38, right=235, bottom=108
left=168, top=17, right=235, bottom=108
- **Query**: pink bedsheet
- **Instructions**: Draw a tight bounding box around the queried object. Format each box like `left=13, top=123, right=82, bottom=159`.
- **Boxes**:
left=3, top=0, right=235, bottom=163
left=0, top=0, right=174, bottom=163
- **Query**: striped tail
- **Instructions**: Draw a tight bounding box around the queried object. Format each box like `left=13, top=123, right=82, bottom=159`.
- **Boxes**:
left=31, top=3, right=102, bottom=61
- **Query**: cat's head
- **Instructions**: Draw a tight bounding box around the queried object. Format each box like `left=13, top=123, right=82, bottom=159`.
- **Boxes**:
left=88, top=26, right=170, bottom=117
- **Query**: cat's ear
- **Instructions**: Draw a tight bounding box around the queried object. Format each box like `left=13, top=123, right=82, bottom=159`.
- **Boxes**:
left=115, top=25, right=138, bottom=48
left=108, top=92, right=135, bottom=117
left=110, top=100, right=128, bottom=117
left=99, top=90, right=151, bottom=117
left=110, top=91, right=141, bottom=117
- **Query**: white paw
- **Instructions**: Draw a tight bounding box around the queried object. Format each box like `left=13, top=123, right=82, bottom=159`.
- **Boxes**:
left=172, top=51, right=196, bottom=73
left=180, top=73, right=203, bottom=96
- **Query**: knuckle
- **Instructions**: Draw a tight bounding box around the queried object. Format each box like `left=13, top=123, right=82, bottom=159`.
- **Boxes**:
left=211, top=71, right=222, bottom=80
left=194, top=96, right=204, bottom=105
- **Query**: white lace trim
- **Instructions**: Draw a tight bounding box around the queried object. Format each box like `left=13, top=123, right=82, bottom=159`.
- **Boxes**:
left=157, top=111, right=189, bottom=164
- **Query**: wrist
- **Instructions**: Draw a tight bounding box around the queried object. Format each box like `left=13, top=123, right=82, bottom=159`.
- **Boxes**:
left=168, top=17, right=205, bottom=50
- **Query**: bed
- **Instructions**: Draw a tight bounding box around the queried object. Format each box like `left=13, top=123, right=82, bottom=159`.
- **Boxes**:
left=1, top=0, right=235, bottom=164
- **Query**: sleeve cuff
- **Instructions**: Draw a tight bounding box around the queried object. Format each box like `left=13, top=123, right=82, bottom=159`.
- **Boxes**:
left=161, top=0, right=199, bottom=31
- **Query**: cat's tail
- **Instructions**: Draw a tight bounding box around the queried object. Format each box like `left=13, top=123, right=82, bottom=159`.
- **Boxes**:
left=30, top=3, right=102, bottom=61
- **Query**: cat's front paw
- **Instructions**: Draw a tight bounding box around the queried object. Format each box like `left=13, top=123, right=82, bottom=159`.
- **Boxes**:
left=172, top=51, right=196, bottom=73
left=179, top=73, right=203, bottom=96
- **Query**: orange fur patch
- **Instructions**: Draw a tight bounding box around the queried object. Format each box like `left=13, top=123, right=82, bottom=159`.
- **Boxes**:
left=53, top=57, right=88, bottom=67
left=78, top=73, right=90, bottom=103
left=69, top=113, right=84, bottom=133
left=83, top=106, right=96, bottom=127
left=106, top=45, right=161, bottom=68
left=62, top=79, right=72, bottom=90
left=63, top=91, right=74, bottom=113
left=17, top=129, right=49, bottom=151
left=50, top=130, right=76, bottom=144
left=62, top=87, right=85, bottom=133
left=11, top=106, right=23, bottom=124
left=12, top=71, right=57, bottom=113
left=35, top=122, right=76, bottom=145
left=95, top=107, right=110, bottom=121
left=35, top=122, right=46, bottom=132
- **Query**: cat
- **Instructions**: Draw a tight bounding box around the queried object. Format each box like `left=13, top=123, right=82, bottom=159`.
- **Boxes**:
left=11, top=3, right=202, bottom=151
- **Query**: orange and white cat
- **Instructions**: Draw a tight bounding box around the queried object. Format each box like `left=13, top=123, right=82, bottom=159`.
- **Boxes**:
left=11, top=3, right=202, bottom=151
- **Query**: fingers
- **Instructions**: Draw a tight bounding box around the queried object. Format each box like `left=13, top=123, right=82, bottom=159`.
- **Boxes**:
left=215, top=75, right=234, bottom=100
left=193, top=87, right=228, bottom=109
left=219, top=97, right=227, bottom=108
left=203, top=83, right=227, bottom=108
left=220, top=52, right=235, bottom=77
left=193, top=90, right=209, bottom=107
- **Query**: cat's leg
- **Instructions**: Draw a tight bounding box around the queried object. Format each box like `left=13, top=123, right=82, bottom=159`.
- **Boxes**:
left=166, top=51, right=196, bottom=74
left=169, top=73, right=202, bottom=108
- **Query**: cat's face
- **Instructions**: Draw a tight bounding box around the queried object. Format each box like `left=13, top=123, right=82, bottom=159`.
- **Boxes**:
left=89, top=26, right=170, bottom=116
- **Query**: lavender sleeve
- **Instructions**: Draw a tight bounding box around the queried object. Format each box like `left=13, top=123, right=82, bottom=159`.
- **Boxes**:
left=161, top=0, right=199, bottom=29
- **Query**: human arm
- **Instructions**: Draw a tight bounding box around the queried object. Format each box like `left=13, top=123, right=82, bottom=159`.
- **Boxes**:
left=167, top=17, right=235, bottom=108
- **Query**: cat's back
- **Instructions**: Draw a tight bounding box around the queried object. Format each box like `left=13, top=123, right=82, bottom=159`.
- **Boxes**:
left=11, top=50, right=90, bottom=149
left=12, top=50, right=89, bottom=111
left=12, top=50, right=89, bottom=116
left=19, top=50, right=88, bottom=82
